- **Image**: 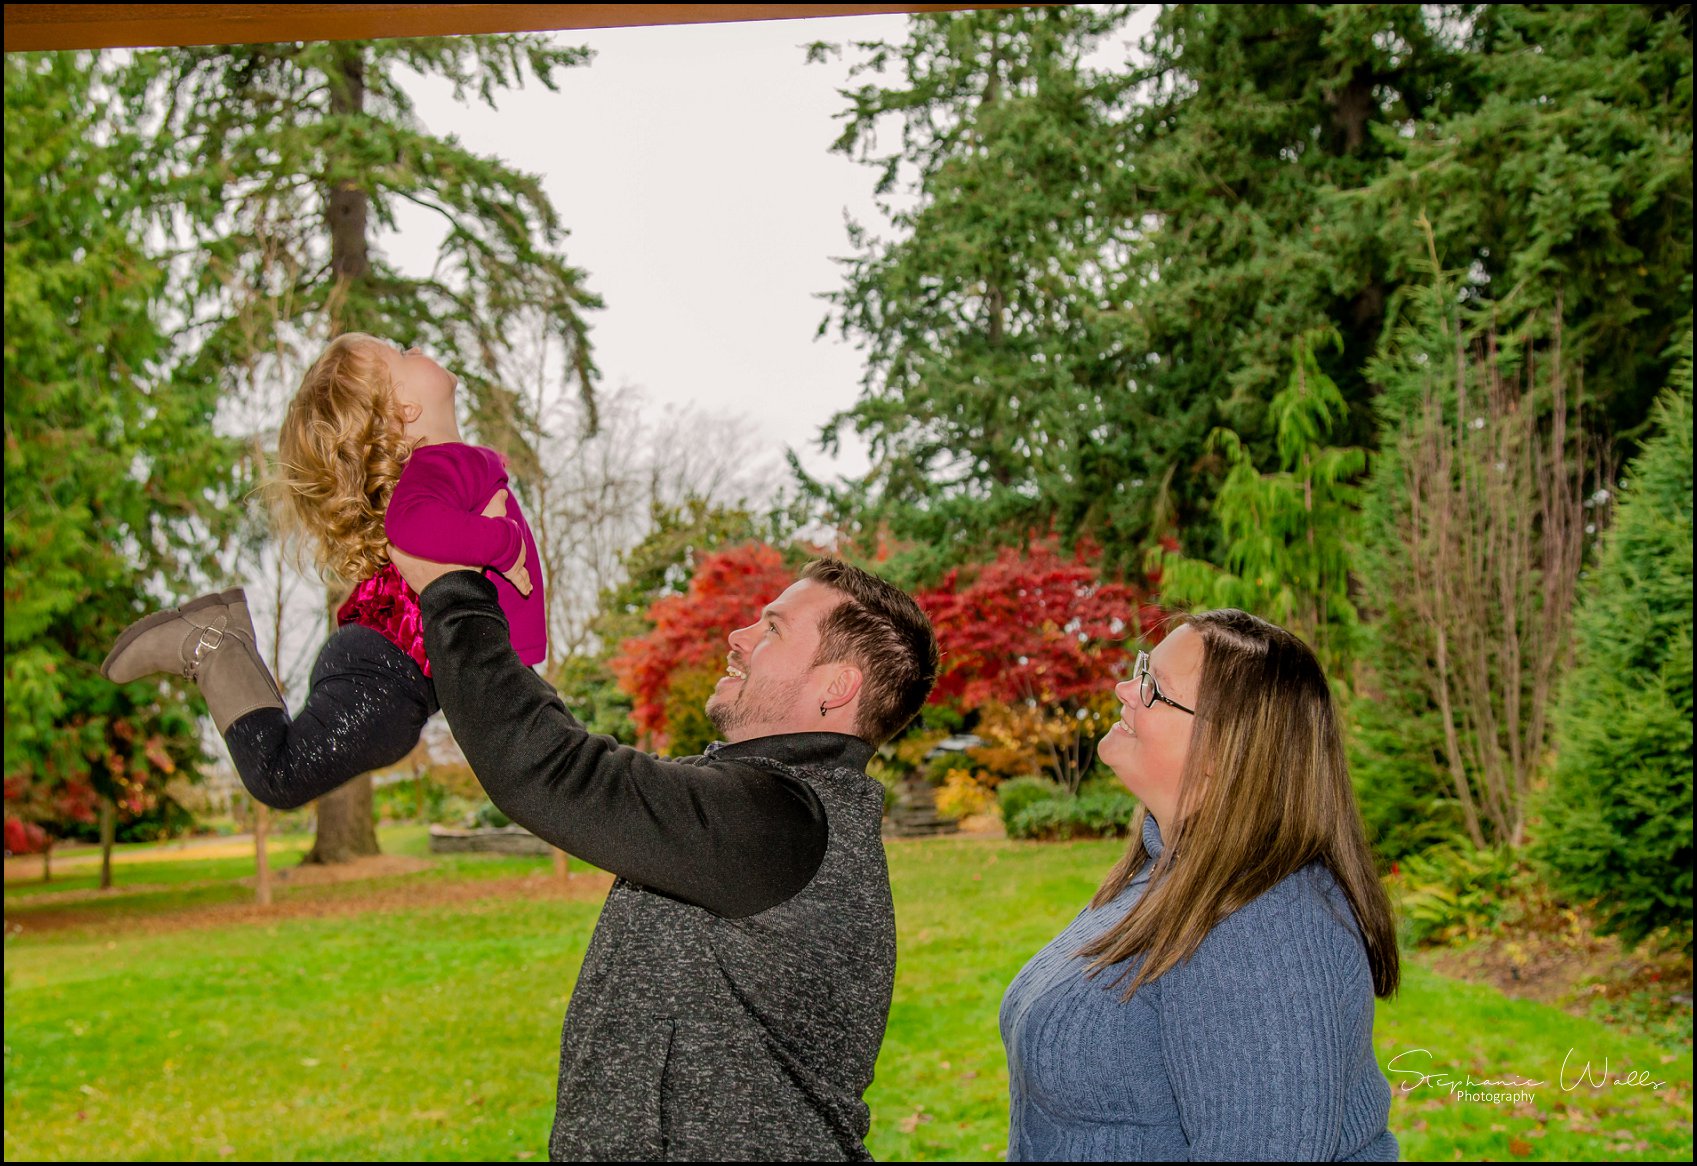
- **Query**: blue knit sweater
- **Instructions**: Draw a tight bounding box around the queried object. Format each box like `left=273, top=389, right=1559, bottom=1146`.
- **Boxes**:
left=999, top=814, right=1398, bottom=1161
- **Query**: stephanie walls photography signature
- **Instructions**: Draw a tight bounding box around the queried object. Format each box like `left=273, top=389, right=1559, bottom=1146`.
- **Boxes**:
left=1385, top=1048, right=1669, bottom=1096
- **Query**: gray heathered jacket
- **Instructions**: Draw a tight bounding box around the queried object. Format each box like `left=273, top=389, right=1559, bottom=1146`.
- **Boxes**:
left=549, top=744, right=894, bottom=1161
left=419, top=573, right=897, bottom=1162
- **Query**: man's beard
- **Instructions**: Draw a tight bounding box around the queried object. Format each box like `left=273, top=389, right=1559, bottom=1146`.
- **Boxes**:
left=706, top=672, right=809, bottom=740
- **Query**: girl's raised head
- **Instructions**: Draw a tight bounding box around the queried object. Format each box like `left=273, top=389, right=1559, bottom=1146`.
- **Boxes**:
left=270, top=333, right=416, bottom=585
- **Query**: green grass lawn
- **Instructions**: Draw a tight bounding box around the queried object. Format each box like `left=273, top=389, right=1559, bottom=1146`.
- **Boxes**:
left=4, top=830, right=1691, bottom=1161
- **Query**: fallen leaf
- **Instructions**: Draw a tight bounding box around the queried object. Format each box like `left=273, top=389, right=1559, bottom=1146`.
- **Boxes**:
left=898, top=1110, right=934, bottom=1134
left=1508, top=1137, right=1533, bottom=1157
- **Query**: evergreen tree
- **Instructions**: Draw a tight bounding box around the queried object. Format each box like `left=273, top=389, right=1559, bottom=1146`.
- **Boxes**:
left=806, top=6, right=1144, bottom=579
left=1107, top=4, right=1471, bottom=557
left=1151, top=329, right=1365, bottom=677
left=1366, top=4, right=1693, bottom=449
left=4, top=53, right=234, bottom=882
left=812, top=6, right=1477, bottom=577
left=1536, top=362, right=1693, bottom=950
left=814, top=5, right=1689, bottom=582
left=115, top=36, right=602, bottom=861
left=1345, top=2, right=1690, bottom=859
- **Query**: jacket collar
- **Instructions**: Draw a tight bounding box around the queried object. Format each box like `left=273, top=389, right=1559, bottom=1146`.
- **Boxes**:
left=705, top=732, right=875, bottom=773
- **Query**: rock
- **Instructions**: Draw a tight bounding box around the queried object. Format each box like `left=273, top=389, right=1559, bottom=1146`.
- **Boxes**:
left=427, top=824, right=554, bottom=856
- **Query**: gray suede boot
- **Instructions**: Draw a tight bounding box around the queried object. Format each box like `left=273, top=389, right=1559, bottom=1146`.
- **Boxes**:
left=101, top=587, right=286, bottom=733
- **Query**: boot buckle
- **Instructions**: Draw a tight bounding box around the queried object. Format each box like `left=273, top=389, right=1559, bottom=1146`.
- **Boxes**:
left=183, top=623, right=226, bottom=678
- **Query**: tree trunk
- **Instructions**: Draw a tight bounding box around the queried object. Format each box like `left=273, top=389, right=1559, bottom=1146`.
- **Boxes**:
left=300, top=45, right=383, bottom=865
left=323, top=42, right=369, bottom=335
left=553, top=847, right=572, bottom=882
left=326, top=44, right=369, bottom=284
left=1328, top=63, right=1375, bottom=154
left=305, top=580, right=380, bottom=863
left=254, top=801, right=273, bottom=906
left=302, top=775, right=378, bottom=865
left=98, top=796, right=116, bottom=890
left=41, top=841, right=52, bottom=883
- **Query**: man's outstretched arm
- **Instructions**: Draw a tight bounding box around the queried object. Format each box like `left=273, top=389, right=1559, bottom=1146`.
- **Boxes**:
left=413, top=568, right=828, bottom=919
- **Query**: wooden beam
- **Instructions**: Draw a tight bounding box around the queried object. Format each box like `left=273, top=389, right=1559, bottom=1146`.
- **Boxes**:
left=3, top=3, right=1021, bottom=53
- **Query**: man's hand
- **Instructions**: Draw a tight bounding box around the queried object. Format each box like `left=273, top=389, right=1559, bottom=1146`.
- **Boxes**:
left=390, top=543, right=471, bottom=596
left=501, top=544, right=534, bottom=597
left=483, top=489, right=533, bottom=596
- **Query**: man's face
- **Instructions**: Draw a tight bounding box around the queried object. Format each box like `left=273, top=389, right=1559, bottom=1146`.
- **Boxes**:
left=706, top=579, right=843, bottom=743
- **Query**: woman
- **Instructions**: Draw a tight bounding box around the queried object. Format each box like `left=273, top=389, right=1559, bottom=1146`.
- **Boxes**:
left=1000, top=609, right=1399, bottom=1161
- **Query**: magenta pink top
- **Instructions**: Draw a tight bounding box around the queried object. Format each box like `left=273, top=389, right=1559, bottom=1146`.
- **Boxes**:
left=337, top=442, right=547, bottom=677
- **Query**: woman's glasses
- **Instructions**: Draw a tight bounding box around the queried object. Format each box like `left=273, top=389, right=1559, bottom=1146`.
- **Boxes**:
left=1133, top=650, right=1195, bottom=716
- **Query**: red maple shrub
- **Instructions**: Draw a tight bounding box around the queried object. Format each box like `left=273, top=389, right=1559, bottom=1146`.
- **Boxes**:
left=4, top=816, right=49, bottom=855
left=915, top=539, right=1163, bottom=790
left=916, top=538, right=1160, bottom=708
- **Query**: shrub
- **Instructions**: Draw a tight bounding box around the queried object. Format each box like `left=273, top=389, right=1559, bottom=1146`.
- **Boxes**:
left=924, top=748, right=977, bottom=785
left=997, top=776, right=1064, bottom=825
left=1074, top=769, right=1127, bottom=799
left=659, top=665, right=722, bottom=758
left=1391, top=843, right=1525, bottom=947
left=1346, top=633, right=1467, bottom=868
left=4, top=817, right=49, bottom=855
left=1535, top=381, right=1694, bottom=951
left=935, top=770, right=997, bottom=820
left=373, top=776, right=449, bottom=824
left=866, top=758, right=901, bottom=816
left=1007, top=791, right=1138, bottom=841
left=472, top=800, right=512, bottom=829
left=55, top=793, right=195, bottom=845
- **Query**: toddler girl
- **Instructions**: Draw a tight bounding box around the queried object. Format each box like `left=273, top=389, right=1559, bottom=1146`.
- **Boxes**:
left=101, top=333, right=545, bottom=809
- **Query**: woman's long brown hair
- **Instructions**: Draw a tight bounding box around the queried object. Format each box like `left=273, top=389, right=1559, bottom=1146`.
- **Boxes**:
left=1078, top=609, right=1399, bottom=1000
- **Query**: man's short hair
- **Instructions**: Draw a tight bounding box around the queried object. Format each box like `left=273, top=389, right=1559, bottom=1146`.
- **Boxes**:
left=800, top=558, right=939, bottom=747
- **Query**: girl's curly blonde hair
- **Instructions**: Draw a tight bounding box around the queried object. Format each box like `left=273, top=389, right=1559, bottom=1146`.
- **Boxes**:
left=269, top=332, right=419, bottom=585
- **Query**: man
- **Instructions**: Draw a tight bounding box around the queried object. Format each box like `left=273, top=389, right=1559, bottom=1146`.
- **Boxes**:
left=391, top=548, right=939, bottom=1162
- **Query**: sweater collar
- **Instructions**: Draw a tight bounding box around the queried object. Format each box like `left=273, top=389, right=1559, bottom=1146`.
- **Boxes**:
left=1141, top=810, right=1165, bottom=859
left=705, top=732, right=875, bottom=773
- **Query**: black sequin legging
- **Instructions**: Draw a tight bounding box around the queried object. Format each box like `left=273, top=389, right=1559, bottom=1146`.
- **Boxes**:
left=223, top=623, right=439, bottom=810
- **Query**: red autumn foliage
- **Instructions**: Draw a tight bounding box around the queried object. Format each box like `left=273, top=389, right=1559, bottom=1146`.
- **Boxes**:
left=5, top=817, right=49, bottom=855
left=916, top=539, right=1163, bottom=709
left=610, top=542, right=794, bottom=745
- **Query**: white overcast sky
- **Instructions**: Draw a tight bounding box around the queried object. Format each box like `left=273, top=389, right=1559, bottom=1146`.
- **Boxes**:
left=386, top=12, right=909, bottom=485
left=383, top=7, right=1150, bottom=487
